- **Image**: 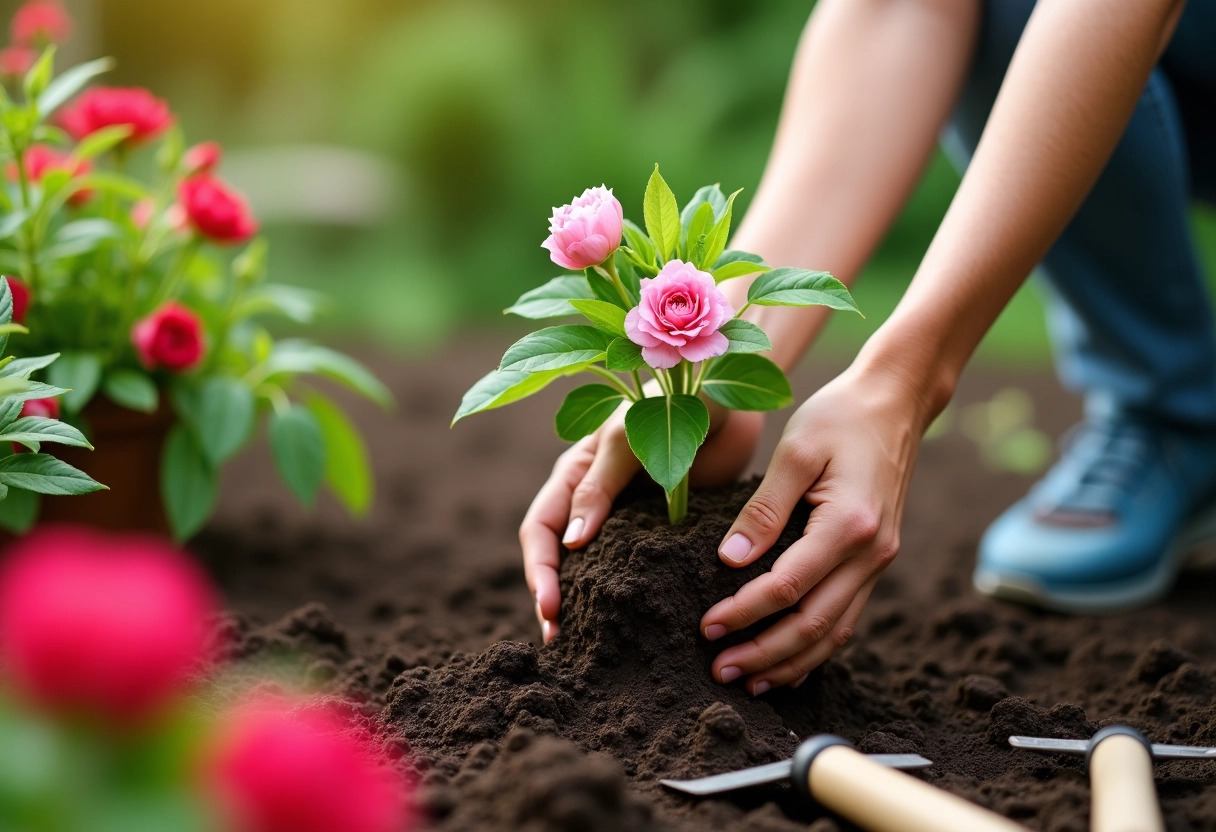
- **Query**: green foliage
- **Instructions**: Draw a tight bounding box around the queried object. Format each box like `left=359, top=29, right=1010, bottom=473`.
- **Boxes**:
left=746, top=268, right=861, bottom=313
left=623, top=394, right=709, bottom=493
left=569, top=299, right=626, bottom=337
left=505, top=276, right=594, bottom=319
left=307, top=394, right=373, bottom=515
left=719, top=319, right=773, bottom=354
left=555, top=384, right=623, bottom=441
left=160, top=426, right=216, bottom=542
left=499, top=326, right=612, bottom=373
left=701, top=354, right=793, bottom=411
left=643, top=166, right=680, bottom=263
left=270, top=406, right=326, bottom=505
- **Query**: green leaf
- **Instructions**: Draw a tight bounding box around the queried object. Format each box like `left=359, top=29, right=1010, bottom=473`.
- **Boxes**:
left=585, top=269, right=627, bottom=309
left=234, top=284, right=325, bottom=324
left=0, top=417, right=92, bottom=452
left=714, top=249, right=765, bottom=268
left=37, top=56, right=115, bottom=117
left=623, top=394, right=710, bottom=493
left=684, top=201, right=714, bottom=266
left=700, top=188, right=742, bottom=270
left=0, top=395, right=23, bottom=430
left=0, top=488, right=39, bottom=533
left=23, top=47, right=55, bottom=102
left=173, top=376, right=254, bottom=466
left=307, top=394, right=373, bottom=515
left=74, top=171, right=147, bottom=200
left=0, top=210, right=29, bottom=243
left=719, top=319, right=773, bottom=354
left=746, top=268, right=860, bottom=313
left=712, top=260, right=770, bottom=282
left=0, top=277, right=12, bottom=355
left=46, top=352, right=101, bottom=414
left=642, top=164, right=680, bottom=262
left=0, top=323, right=29, bottom=336
left=73, top=125, right=134, bottom=160
left=0, top=353, right=58, bottom=379
left=622, top=219, right=654, bottom=266
left=452, top=365, right=587, bottom=424
left=102, top=370, right=159, bottom=414
left=161, top=425, right=216, bottom=542
left=701, top=354, right=793, bottom=411
left=569, top=299, right=627, bottom=337
left=0, top=453, right=106, bottom=496
left=605, top=337, right=645, bottom=372
left=499, top=325, right=611, bottom=373
left=7, top=381, right=70, bottom=404
left=504, top=276, right=594, bottom=319
left=270, top=406, right=325, bottom=505
left=555, top=384, right=624, bottom=442
left=40, top=219, right=123, bottom=261
left=262, top=340, right=392, bottom=407
left=680, top=184, right=727, bottom=231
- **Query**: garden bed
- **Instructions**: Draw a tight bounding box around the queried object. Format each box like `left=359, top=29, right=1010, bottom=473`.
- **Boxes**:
left=196, top=339, right=1216, bottom=832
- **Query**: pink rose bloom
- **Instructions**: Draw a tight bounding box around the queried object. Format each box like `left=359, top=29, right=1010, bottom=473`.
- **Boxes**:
left=21, top=397, right=59, bottom=420
left=11, top=0, right=71, bottom=46
left=541, top=185, right=623, bottom=271
left=0, top=46, right=35, bottom=78
left=5, top=275, right=29, bottom=324
left=210, top=694, right=410, bottom=832
left=178, top=174, right=258, bottom=244
left=132, top=301, right=206, bottom=372
left=0, top=526, right=218, bottom=722
left=58, top=87, right=173, bottom=144
left=183, top=140, right=222, bottom=174
left=625, top=259, right=734, bottom=369
left=11, top=144, right=93, bottom=206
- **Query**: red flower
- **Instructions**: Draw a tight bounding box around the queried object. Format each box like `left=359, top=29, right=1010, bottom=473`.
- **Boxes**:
left=10, top=144, right=93, bottom=205
left=58, top=87, right=173, bottom=144
left=11, top=0, right=71, bottom=46
left=0, top=526, right=218, bottom=722
left=132, top=302, right=205, bottom=372
left=6, top=276, right=29, bottom=324
left=211, top=695, right=410, bottom=832
left=184, top=141, right=222, bottom=174
left=21, top=397, right=59, bottom=420
left=0, top=45, right=35, bottom=77
left=178, top=174, right=258, bottom=244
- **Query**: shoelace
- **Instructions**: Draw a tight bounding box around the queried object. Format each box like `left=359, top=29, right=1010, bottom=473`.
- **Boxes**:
left=1044, top=419, right=1154, bottom=516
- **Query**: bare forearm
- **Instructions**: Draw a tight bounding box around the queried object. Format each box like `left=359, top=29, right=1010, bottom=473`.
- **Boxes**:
left=726, top=0, right=979, bottom=370
left=862, top=0, right=1186, bottom=425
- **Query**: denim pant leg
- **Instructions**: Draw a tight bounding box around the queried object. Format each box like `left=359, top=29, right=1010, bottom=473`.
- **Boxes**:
left=941, top=0, right=1216, bottom=429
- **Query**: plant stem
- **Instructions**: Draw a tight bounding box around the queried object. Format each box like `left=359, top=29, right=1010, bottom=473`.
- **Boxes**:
left=667, top=472, right=689, bottom=524
left=631, top=369, right=645, bottom=398
left=589, top=366, right=638, bottom=401
left=601, top=257, right=634, bottom=307
left=157, top=235, right=203, bottom=305
left=691, top=359, right=709, bottom=395
left=11, top=146, right=42, bottom=295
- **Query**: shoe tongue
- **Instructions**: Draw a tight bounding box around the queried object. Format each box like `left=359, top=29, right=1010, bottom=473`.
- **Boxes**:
left=1033, top=419, right=1151, bottom=522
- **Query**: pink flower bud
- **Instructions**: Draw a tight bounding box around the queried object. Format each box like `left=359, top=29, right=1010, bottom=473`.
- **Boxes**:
left=541, top=185, right=623, bottom=271
left=0, top=526, right=218, bottom=722
left=0, top=46, right=35, bottom=78
left=5, top=276, right=29, bottom=324
left=58, top=87, right=173, bottom=145
left=131, top=301, right=205, bottom=372
left=11, top=0, right=71, bottom=46
left=183, top=141, right=222, bottom=175
left=210, top=695, right=410, bottom=832
left=9, top=144, right=93, bottom=206
left=178, top=174, right=258, bottom=245
left=624, top=259, right=734, bottom=368
left=21, top=397, right=59, bottom=420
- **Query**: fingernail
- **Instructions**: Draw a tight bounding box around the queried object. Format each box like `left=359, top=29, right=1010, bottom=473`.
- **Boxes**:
left=562, top=517, right=584, bottom=545
left=704, top=624, right=727, bottom=641
left=720, top=533, right=752, bottom=564
left=792, top=674, right=809, bottom=689
left=752, top=681, right=772, bottom=696
left=719, top=666, right=741, bottom=683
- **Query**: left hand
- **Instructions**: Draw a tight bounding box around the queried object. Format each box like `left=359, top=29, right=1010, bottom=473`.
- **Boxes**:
left=699, top=364, right=926, bottom=694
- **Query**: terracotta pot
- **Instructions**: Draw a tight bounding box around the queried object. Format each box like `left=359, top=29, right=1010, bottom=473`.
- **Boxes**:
left=37, top=396, right=174, bottom=536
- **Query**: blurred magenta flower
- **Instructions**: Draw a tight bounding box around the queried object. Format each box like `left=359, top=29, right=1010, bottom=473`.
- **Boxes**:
left=183, top=141, right=222, bottom=175
left=5, top=276, right=29, bottom=324
left=132, top=301, right=205, bottom=372
left=542, top=185, right=623, bottom=270
left=0, top=45, right=34, bottom=78
left=21, top=397, right=59, bottom=420
left=59, top=87, right=173, bottom=144
left=0, top=526, right=218, bottom=722
left=179, top=174, right=259, bottom=244
left=625, top=259, right=734, bottom=368
left=211, top=695, right=410, bottom=832
left=10, top=0, right=70, bottom=47
left=12, top=144, right=93, bottom=206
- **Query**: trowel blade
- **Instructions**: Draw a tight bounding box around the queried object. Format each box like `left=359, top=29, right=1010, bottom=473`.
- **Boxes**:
left=659, top=753, right=934, bottom=796
left=1010, top=736, right=1216, bottom=759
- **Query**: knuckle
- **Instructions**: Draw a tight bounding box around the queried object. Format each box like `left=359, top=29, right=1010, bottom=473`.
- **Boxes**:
left=778, top=439, right=818, bottom=472
left=795, top=613, right=834, bottom=645
left=839, top=507, right=881, bottom=547
left=832, top=625, right=855, bottom=649
left=751, top=640, right=781, bottom=671
left=571, top=478, right=606, bottom=506
left=742, top=495, right=784, bottom=536
left=872, top=533, right=900, bottom=566
left=768, top=572, right=804, bottom=609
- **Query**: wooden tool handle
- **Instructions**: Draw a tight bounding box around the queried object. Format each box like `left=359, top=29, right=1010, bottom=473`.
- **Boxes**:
left=802, top=744, right=1028, bottom=832
left=1089, top=730, right=1165, bottom=832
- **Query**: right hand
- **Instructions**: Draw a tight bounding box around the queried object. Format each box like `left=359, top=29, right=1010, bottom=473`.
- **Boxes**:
left=520, top=404, right=764, bottom=642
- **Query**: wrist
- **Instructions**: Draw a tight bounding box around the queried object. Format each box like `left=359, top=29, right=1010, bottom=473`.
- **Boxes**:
left=849, top=316, right=959, bottom=434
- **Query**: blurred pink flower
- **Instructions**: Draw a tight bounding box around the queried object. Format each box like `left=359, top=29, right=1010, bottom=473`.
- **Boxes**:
left=5, top=276, right=29, bottom=324
left=542, top=185, right=623, bottom=271
left=21, top=397, right=59, bottom=420
left=178, top=174, right=258, bottom=244
left=211, top=695, right=410, bottom=832
left=58, top=87, right=173, bottom=144
left=183, top=141, right=222, bottom=175
left=11, top=144, right=93, bottom=206
left=11, top=0, right=71, bottom=46
left=132, top=301, right=205, bottom=372
left=0, top=526, right=218, bottom=722
left=0, top=45, right=35, bottom=77
left=625, top=259, right=734, bottom=369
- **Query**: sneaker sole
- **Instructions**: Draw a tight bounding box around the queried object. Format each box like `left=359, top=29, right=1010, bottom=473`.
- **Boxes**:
left=973, top=505, right=1216, bottom=614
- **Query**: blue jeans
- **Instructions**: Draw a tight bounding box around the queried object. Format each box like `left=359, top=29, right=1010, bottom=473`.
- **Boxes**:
left=943, top=0, right=1216, bottom=429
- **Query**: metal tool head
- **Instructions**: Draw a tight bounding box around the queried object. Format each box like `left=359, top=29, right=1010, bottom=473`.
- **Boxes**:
left=659, top=753, right=934, bottom=796
left=1010, top=735, right=1216, bottom=760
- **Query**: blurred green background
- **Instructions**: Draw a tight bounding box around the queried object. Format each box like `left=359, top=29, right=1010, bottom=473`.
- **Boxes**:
left=17, top=0, right=1216, bottom=366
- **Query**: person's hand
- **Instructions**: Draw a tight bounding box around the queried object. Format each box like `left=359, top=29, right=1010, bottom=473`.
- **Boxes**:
left=520, top=402, right=764, bottom=643
left=699, top=365, right=925, bottom=694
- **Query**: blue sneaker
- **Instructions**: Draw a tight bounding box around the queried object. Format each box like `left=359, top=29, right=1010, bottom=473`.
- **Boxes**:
left=974, top=413, right=1216, bottom=612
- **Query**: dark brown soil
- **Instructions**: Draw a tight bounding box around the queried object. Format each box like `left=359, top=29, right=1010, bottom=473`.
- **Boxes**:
left=194, top=338, right=1216, bottom=832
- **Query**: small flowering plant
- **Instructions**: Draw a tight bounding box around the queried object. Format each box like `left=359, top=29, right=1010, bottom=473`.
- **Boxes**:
left=455, top=167, right=860, bottom=522
left=0, top=2, right=388, bottom=540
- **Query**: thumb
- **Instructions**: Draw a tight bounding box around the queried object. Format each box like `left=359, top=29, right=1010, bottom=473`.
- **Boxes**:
left=719, top=440, right=825, bottom=567
left=563, top=421, right=640, bottom=549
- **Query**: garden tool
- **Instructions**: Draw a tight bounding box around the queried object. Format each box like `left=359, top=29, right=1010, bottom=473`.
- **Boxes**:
left=1010, top=725, right=1215, bottom=832
left=661, top=734, right=1029, bottom=832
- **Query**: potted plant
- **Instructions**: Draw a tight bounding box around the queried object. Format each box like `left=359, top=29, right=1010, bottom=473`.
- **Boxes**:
left=0, top=1, right=389, bottom=540
left=454, top=166, right=858, bottom=522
